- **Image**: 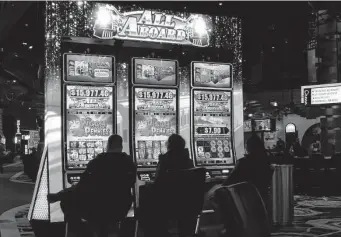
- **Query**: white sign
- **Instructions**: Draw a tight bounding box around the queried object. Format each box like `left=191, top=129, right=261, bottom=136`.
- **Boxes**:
left=93, top=4, right=210, bottom=47
left=16, top=120, right=21, bottom=134
left=301, top=83, right=341, bottom=105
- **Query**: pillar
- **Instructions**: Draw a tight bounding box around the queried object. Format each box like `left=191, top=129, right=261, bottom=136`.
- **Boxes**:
left=316, top=10, right=341, bottom=155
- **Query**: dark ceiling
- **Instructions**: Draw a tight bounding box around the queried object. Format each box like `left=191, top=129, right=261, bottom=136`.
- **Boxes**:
left=0, top=1, right=336, bottom=99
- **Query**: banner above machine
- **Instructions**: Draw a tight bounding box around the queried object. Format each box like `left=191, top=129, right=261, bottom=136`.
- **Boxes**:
left=93, top=5, right=211, bottom=47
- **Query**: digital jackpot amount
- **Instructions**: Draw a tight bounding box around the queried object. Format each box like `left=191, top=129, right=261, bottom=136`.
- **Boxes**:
left=134, top=87, right=177, bottom=166
left=193, top=90, right=233, bottom=165
left=65, top=85, right=114, bottom=169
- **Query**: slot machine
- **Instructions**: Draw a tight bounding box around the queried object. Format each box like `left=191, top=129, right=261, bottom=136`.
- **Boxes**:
left=190, top=62, right=236, bottom=194
left=62, top=53, right=116, bottom=187
left=130, top=57, right=179, bottom=203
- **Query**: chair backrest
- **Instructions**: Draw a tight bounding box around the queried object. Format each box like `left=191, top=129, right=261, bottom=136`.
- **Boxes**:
left=156, top=167, right=206, bottom=219
left=83, top=171, right=136, bottom=222
left=214, top=182, right=271, bottom=237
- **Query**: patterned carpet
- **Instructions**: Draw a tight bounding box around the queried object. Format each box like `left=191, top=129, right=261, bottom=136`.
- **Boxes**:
left=9, top=196, right=341, bottom=237
left=272, top=196, right=341, bottom=237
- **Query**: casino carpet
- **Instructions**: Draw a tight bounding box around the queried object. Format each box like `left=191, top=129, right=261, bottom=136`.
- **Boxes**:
left=6, top=196, right=341, bottom=237
left=270, top=195, right=341, bottom=237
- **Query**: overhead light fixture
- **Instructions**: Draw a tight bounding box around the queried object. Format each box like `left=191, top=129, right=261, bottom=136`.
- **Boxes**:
left=29, top=46, right=33, bottom=50
left=219, top=2, right=223, bottom=6
left=22, top=42, right=27, bottom=46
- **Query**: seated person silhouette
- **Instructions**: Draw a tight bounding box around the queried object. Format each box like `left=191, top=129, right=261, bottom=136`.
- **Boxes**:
left=206, top=134, right=273, bottom=211
left=48, top=135, right=136, bottom=236
left=205, top=134, right=273, bottom=236
left=139, top=134, right=194, bottom=237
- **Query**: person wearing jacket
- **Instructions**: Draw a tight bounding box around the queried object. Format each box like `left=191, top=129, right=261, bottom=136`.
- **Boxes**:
left=206, top=134, right=273, bottom=211
left=140, top=134, right=194, bottom=237
left=48, top=135, right=136, bottom=236
left=205, top=134, right=273, bottom=236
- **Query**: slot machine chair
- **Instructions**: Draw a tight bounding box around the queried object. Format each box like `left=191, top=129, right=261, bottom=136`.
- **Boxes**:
left=135, top=167, right=206, bottom=237
left=310, top=153, right=325, bottom=172
left=64, top=171, right=136, bottom=237
left=214, top=182, right=271, bottom=237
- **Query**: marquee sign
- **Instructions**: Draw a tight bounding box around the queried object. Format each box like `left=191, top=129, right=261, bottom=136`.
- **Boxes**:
left=93, top=5, right=210, bottom=47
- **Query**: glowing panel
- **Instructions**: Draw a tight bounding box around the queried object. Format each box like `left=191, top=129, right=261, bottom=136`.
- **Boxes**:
left=28, top=146, right=49, bottom=221
left=233, top=81, right=244, bottom=159
left=286, top=123, right=296, bottom=133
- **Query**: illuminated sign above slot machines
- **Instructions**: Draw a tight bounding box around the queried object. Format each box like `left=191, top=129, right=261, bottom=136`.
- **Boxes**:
left=191, top=62, right=232, bottom=88
left=301, top=83, right=341, bottom=106
left=132, top=58, right=177, bottom=86
left=93, top=4, right=210, bottom=47
left=64, top=85, right=114, bottom=170
left=192, top=89, right=233, bottom=166
left=64, top=53, right=114, bottom=83
left=133, top=87, right=177, bottom=167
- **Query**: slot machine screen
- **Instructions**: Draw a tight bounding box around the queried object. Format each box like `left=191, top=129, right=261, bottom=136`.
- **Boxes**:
left=133, top=58, right=177, bottom=86
left=253, top=119, right=271, bottom=132
left=191, top=62, right=232, bottom=88
left=64, top=85, right=114, bottom=170
left=192, top=89, right=234, bottom=166
left=134, top=87, right=177, bottom=167
left=64, top=54, right=113, bottom=83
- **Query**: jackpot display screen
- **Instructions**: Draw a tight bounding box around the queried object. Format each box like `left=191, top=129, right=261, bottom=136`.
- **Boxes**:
left=64, top=54, right=114, bottom=83
left=134, top=87, right=177, bottom=166
left=192, top=62, right=232, bottom=88
left=133, top=58, right=177, bottom=86
left=192, top=89, right=233, bottom=165
left=65, top=85, right=114, bottom=170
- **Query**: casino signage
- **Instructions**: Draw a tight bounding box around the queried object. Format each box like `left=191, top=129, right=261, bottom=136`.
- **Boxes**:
left=93, top=5, right=210, bottom=47
left=301, top=83, right=341, bottom=106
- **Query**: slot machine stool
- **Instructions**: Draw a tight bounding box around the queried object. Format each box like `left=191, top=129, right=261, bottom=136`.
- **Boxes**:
left=135, top=168, right=207, bottom=237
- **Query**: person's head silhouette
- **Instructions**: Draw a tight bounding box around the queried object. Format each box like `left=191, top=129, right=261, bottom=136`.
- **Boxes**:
left=107, top=134, right=123, bottom=153
left=166, top=134, right=185, bottom=152
left=246, top=134, right=266, bottom=157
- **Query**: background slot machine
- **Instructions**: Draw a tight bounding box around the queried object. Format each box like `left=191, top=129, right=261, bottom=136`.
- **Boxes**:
left=190, top=62, right=235, bottom=190
left=62, top=53, right=116, bottom=187
left=131, top=58, right=179, bottom=203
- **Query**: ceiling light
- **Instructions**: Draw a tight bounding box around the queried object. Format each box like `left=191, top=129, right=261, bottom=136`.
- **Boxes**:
left=29, top=46, right=33, bottom=49
left=219, top=2, right=223, bottom=6
left=22, top=42, right=27, bottom=46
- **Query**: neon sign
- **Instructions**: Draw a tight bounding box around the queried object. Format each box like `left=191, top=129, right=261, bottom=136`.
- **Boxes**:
left=93, top=5, right=210, bottom=47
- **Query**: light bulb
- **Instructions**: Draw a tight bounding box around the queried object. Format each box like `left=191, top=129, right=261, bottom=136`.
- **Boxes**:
left=97, top=8, right=112, bottom=27
left=194, top=17, right=207, bottom=36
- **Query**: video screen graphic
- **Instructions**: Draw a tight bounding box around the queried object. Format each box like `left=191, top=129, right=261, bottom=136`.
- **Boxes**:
left=192, top=89, right=233, bottom=166
left=64, top=54, right=114, bottom=83
left=133, top=58, right=177, bottom=86
left=244, top=120, right=252, bottom=132
left=65, top=85, right=114, bottom=170
left=134, top=87, right=177, bottom=166
left=253, top=119, right=271, bottom=132
left=66, top=85, right=113, bottom=110
left=192, top=62, right=232, bottom=88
